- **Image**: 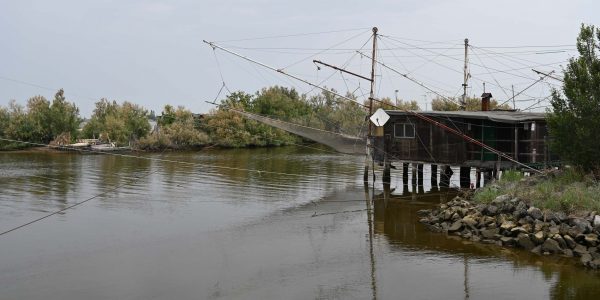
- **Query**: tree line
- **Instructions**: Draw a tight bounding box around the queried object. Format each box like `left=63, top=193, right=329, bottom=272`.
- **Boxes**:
left=0, top=87, right=371, bottom=150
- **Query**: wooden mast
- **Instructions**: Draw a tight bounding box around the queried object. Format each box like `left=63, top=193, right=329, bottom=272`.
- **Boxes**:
left=364, top=27, right=378, bottom=182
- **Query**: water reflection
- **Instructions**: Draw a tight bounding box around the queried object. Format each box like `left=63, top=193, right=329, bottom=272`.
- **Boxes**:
left=1, top=148, right=599, bottom=300
left=369, top=182, right=600, bottom=300
left=0, top=152, right=81, bottom=212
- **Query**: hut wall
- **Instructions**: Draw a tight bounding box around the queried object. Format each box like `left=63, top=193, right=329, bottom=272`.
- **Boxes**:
left=381, top=115, right=553, bottom=167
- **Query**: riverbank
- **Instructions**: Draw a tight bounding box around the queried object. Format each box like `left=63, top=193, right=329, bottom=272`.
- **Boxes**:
left=418, top=169, right=600, bottom=269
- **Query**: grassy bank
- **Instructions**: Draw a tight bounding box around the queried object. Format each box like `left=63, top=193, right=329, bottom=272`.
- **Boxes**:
left=474, top=168, right=600, bottom=214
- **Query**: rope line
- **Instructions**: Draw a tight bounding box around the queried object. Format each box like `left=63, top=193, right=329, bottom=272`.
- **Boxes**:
left=0, top=170, right=160, bottom=237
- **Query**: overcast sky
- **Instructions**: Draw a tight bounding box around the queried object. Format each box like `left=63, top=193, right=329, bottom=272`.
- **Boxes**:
left=1, top=0, right=598, bottom=117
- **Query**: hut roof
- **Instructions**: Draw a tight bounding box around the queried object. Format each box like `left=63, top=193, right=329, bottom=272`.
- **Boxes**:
left=385, top=110, right=546, bottom=124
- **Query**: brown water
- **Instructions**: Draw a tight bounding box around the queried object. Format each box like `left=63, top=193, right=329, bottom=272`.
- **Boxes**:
left=0, top=146, right=598, bottom=299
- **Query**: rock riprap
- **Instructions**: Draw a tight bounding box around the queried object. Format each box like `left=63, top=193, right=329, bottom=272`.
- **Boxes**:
left=418, top=195, right=600, bottom=269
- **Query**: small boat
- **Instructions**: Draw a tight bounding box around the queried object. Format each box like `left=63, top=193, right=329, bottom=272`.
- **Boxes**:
left=90, top=143, right=130, bottom=153
left=62, top=139, right=130, bottom=154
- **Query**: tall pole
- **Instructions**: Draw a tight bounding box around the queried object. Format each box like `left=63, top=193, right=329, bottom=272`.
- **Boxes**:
left=368, top=27, right=378, bottom=138
left=512, top=84, right=515, bottom=109
left=365, top=27, right=378, bottom=183
left=462, top=38, right=469, bottom=110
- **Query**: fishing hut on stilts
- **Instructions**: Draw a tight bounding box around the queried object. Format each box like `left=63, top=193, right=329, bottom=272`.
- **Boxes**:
left=203, top=28, right=557, bottom=190
left=371, top=95, right=557, bottom=189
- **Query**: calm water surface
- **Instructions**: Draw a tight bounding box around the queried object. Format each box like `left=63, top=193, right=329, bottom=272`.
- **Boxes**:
left=0, top=146, right=598, bottom=299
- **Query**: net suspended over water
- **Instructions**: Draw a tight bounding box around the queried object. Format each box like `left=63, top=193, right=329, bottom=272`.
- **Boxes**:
left=231, top=108, right=366, bottom=155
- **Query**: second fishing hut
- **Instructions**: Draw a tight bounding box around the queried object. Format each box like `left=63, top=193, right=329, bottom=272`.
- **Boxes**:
left=372, top=93, right=556, bottom=187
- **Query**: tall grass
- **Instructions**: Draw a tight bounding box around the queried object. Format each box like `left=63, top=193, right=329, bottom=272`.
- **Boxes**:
left=473, top=168, right=600, bottom=213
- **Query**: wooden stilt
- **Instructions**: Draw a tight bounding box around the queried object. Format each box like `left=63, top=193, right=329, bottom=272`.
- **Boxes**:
left=383, top=157, right=391, bottom=185
left=459, top=167, right=471, bottom=189
left=417, top=164, right=424, bottom=193
left=430, top=164, right=438, bottom=192
left=411, top=163, right=417, bottom=187
left=440, top=165, right=453, bottom=188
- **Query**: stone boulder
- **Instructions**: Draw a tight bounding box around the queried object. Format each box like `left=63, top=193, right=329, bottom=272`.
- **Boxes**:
left=448, top=220, right=463, bottom=233
left=492, top=194, right=511, bottom=205
left=500, top=236, right=516, bottom=247
left=569, top=218, right=592, bottom=234
left=581, top=253, right=592, bottom=266
left=548, top=211, right=567, bottom=224
left=552, top=234, right=567, bottom=249
left=527, top=207, right=543, bottom=220
left=533, top=231, right=546, bottom=244
left=517, top=233, right=535, bottom=250
left=583, top=233, right=599, bottom=247
left=462, top=215, right=478, bottom=228
left=500, top=221, right=516, bottom=231
left=563, top=235, right=577, bottom=249
left=541, top=238, right=562, bottom=254
left=483, top=205, right=499, bottom=216
left=573, top=244, right=589, bottom=257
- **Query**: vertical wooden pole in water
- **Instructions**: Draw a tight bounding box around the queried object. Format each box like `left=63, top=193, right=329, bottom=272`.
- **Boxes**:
left=402, top=162, right=409, bottom=185
left=364, top=156, right=369, bottom=183
left=417, top=164, right=424, bottom=190
left=431, top=164, right=438, bottom=187
left=483, top=169, right=493, bottom=186
left=459, top=166, right=471, bottom=189
left=417, top=164, right=424, bottom=193
left=411, top=163, right=417, bottom=187
left=440, top=165, right=453, bottom=188
left=383, top=155, right=391, bottom=185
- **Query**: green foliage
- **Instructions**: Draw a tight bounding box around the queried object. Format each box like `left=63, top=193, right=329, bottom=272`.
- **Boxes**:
left=49, top=89, right=80, bottom=141
left=139, top=105, right=209, bottom=149
left=473, top=185, right=502, bottom=203
left=205, top=87, right=310, bottom=147
left=431, top=96, right=512, bottom=111
left=475, top=167, right=600, bottom=213
left=305, top=90, right=366, bottom=135
left=369, top=97, right=420, bottom=111
left=0, top=90, right=80, bottom=149
left=81, top=99, right=150, bottom=145
left=547, top=24, right=600, bottom=173
left=500, top=170, right=523, bottom=182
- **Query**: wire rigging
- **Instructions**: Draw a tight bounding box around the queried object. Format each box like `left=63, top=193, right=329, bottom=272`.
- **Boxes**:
left=213, top=27, right=371, bottom=43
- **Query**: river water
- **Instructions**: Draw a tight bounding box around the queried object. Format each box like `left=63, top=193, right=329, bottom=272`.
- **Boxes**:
left=0, top=146, right=598, bottom=299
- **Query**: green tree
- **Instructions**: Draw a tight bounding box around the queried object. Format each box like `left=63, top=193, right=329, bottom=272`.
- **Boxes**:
left=0, top=106, right=8, bottom=137
left=4, top=100, right=34, bottom=143
left=547, top=24, right=600, bottom=172
left=48, top=89, right=80, bottom=141
left=26, top=95, right=52, bottom=143
left=431, top=96, right=511, bottom=111
left=369, top=97, right=420, bottom=111
left=82, top=99, right=149, bottom=145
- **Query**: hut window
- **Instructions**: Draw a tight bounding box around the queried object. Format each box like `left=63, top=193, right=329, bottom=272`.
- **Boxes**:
left=394, top=123, right=415, bottom=138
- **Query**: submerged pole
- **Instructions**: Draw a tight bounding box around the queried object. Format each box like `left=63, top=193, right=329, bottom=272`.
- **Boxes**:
left=403, top=162, right=409, bottom=185
left=459, top=167, right=471, bottom=189
left=383, top=156, right=391, bottom=185
left=440, top=165, right=453, bottom=188
left=431, top=164, right=438, bottom=190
